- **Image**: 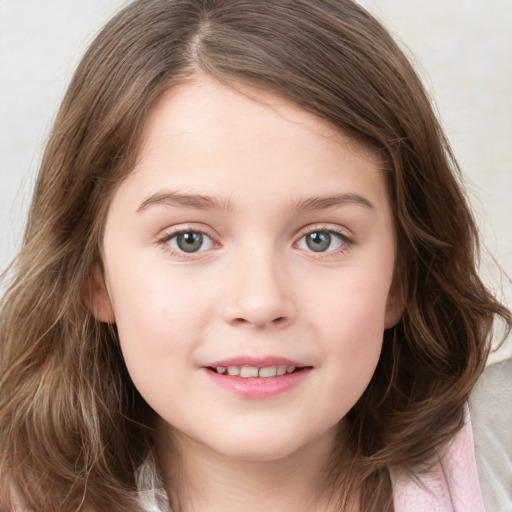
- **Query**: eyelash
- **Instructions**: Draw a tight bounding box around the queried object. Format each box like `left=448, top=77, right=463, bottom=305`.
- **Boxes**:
left=295, top=225, right=354, bottom=256
left=157, top=224, right=354, bottom=259
left=157, top=226, right=218, bottom=260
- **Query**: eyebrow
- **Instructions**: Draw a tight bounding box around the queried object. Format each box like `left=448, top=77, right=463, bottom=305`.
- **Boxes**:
left=137, top=190, right=374, bottom=213
left=290, top=193, right=374, bottom=212
left=137, top=191, right=234, bottom=213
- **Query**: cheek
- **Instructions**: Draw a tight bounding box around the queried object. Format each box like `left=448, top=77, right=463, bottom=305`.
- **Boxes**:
left=305, top=269, right=392, bottom=339
left=322, top=291, right=385, bottom=372
left=109, top=277, right=212, bottom=409
left=109, top=269, right=216, bottom=366
left=304, top=273, right=390, bottom=397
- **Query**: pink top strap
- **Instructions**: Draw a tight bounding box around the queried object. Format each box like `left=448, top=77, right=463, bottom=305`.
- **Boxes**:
left=391, top=404, right=485, bottom=511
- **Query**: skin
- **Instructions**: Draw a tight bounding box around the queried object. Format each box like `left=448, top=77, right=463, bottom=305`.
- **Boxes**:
left=91, top=75, right=402, bottom=512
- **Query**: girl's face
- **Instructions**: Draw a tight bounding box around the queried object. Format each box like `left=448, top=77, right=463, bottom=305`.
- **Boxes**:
left=92, top=76, right=402, bottom=462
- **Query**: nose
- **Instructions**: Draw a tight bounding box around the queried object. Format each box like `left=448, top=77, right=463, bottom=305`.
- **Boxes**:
left=221, top=250, right=296, bottom=329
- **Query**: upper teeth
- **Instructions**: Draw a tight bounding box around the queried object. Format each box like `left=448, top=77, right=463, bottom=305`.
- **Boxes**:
left=216, top=365, right=296, bottom=378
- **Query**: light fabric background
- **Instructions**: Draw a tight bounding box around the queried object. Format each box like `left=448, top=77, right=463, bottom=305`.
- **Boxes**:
left=1, top=0, right=511, bottom=360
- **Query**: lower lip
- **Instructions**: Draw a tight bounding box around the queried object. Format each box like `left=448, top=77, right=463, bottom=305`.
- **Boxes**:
left=203, top=368, right=311, bottom=399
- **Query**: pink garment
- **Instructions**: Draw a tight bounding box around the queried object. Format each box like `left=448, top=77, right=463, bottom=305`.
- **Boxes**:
left=392, top=405, right=486, bottom=511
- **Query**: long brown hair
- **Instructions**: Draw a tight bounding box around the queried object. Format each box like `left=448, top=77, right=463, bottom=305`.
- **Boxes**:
left=1, top=1, right=510, bottom=511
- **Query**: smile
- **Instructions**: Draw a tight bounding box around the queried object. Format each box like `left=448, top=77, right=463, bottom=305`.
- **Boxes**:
left=202, top=358, right=312, bottom=398
left=211, top=365, right=299, bottom=378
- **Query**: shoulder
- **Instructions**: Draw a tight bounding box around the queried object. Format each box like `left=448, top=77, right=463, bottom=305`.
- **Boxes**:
left=470, top=357, right=512, bottom=512
left=391, top=402, right=486, bottom=512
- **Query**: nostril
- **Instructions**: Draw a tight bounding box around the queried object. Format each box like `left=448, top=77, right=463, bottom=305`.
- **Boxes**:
left=229, top=316, right=289, bottom=328
left=232, top=317, right=250, bottom=326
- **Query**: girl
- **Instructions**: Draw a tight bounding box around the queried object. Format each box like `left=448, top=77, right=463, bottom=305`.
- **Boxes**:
left=0, top=1, right=510, bottom=511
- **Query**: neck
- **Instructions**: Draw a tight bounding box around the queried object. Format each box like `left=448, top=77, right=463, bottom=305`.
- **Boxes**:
left=155, top=423, right=352, bottom=512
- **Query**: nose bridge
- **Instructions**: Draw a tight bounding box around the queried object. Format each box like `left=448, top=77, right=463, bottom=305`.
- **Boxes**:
left=222, top=242, right=295, bottom=328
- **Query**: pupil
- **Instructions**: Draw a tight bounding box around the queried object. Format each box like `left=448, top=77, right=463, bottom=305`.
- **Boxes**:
left=177, top=232, right=203, bottom=253
left=306, top=232, right=331, bottom=252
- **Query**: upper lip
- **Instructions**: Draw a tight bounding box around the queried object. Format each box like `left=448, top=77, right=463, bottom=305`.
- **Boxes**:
left=203, top=356, right=308, bottom=368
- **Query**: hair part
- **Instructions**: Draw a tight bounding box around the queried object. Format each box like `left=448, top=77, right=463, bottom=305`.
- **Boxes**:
left=1, top=1, right=510, bottom=511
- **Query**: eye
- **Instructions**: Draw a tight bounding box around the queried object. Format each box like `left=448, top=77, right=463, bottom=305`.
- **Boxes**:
left=296, top=230, right=347, bottom=253
left=166, top=231, right=214, bottom=253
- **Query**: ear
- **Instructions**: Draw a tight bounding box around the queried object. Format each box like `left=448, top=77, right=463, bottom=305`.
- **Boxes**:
left=384, top=261, right=406, bottom=329
left=86, top=262, right=116, bottom=323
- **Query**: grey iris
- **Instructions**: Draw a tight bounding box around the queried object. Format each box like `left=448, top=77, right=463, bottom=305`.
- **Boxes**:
left=177, top=232, right=203, bottom=252
left=306, top=232, right=331, bottom=252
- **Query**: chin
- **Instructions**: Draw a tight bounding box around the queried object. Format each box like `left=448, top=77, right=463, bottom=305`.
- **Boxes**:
left=203, top=427, right=324, bottom=462
left=218, top=443, right=302, bottom=462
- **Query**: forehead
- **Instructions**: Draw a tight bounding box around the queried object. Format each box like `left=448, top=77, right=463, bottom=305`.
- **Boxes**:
left=137, top=74, right=378, bottom=165
left=112, top=75, right=390, bottom=217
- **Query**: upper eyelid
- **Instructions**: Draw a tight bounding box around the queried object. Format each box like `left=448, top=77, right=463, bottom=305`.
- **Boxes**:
left=156, top=223, right=353, bottom=246
left=158, top=224, right=217, bottom=241
left=297, top=223, right=352, bottom=239
left=294, top=225, right=354, bottom=253
left=157, top=227, right=218, bottom=259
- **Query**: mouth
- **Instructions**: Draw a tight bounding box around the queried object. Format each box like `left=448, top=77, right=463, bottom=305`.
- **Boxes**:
left=202, top=358, right=312, bottom=398
left=206, top=364, right=306, bottom=378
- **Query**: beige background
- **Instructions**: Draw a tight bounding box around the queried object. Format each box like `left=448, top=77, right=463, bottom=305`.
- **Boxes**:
left=1, top=0, right=510, bottom=359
